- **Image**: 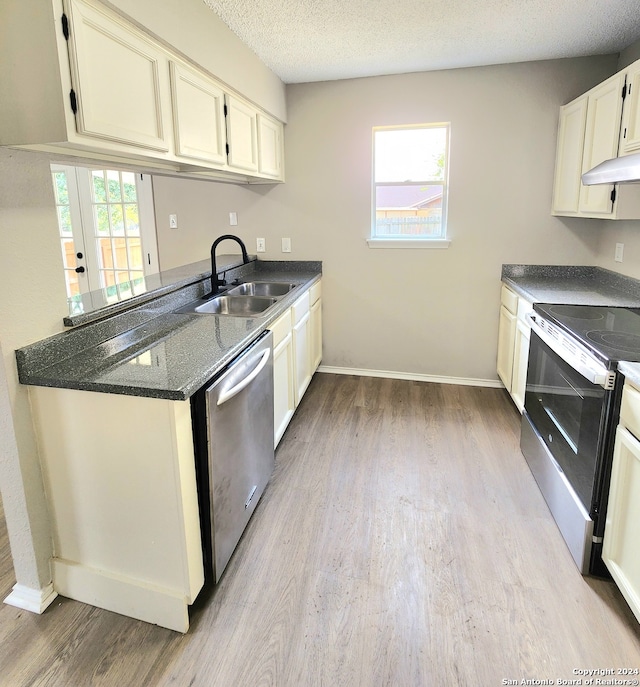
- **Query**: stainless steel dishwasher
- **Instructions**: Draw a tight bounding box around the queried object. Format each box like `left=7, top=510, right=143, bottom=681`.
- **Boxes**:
left=192, top=330, right=274, bottom=583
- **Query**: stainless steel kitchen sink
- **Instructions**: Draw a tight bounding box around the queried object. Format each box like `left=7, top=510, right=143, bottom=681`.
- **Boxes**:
left=174, top=281, right=299, bottom=317
left=175, top=295, right=277, bottom=316
left=196, top=295, right=277, bottom=315
left=226, top=281, right=296, bottom=297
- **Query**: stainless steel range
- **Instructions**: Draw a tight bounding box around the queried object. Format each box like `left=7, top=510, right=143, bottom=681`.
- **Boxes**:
left=521, top=303, right=640, bottom=576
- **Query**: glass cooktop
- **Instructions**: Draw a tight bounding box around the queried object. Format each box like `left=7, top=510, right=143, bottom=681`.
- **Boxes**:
left=534, top=303, right=640, bottom=364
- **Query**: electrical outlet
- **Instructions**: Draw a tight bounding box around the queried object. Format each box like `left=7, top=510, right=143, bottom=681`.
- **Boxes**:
left=169, top=214, right=178, bottom=229
left=615, top=243, right=624, bottom=263
left=229, top=212, right=238, bottom=226
left=281, top=237, right=291, bottom=253
left=256, top=238, right=266, bottom=253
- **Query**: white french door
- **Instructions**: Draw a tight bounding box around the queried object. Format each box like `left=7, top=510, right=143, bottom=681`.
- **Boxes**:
left=51, top=165, right=159, bottom=302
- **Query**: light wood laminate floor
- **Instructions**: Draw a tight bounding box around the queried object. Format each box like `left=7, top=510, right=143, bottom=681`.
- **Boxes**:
left=1, top=374, right=640, bottom=686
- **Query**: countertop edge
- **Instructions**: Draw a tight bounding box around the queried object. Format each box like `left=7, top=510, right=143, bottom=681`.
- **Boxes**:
left=17, top=267, right=322, bottom=401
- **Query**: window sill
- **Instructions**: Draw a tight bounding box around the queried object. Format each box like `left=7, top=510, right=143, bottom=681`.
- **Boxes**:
left=366, top=239, right=451, bottom=249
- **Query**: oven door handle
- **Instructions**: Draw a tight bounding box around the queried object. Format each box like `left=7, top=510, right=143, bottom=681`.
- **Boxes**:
left=526, top=313, right=615, bottom=390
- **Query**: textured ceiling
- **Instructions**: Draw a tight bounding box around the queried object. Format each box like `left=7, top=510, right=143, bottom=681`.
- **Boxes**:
left=202, top=0, right=640, bottom=84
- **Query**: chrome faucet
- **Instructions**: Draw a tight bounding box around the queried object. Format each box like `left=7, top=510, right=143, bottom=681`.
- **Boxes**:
left=210, top=234, right=250, bottom=295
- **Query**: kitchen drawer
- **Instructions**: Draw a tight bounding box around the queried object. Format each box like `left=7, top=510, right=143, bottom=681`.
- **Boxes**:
left=501, top=285, right=518, bottom=315
left=269, top=308, right=292, bottom=347
left=292, top=291, right=310, bottom=325
left=309, top=280, right=321, bottom=305
left=621, top=382, right=640, bottom=440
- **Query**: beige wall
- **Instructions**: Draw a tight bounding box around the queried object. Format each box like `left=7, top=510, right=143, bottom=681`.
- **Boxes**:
left=155, top=56, right=615, bottom=382
left=0, top=148, right=71, bottom=590
left=107, top=0, right=287, bottom=122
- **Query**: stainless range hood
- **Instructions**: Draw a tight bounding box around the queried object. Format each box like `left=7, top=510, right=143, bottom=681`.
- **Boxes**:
left=582, top=152, right=640, bottom=185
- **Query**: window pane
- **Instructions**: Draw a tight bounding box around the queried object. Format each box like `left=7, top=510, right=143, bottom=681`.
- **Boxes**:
left=99, top=238, right=114, bottom=268
left=124, top=204, right=140, bottom=235
left=113, top=238, right=129, bottom=269
left=58, top=206, right=72, bottom=235
left=61, top=239, right=76, bottom=268
left=375, top=184, right=444, bottom=237
left=53, top=172, right=69, bottom=205
left=375, top=127, right=446, bottom=182
left=122, top=173, right=137, bottom=202
left=95, top=205, right=110, bottom=235
left=127, top=237, right=143, bottom=270
left=110, top=204, right=125, bottom=235
left=107, top=170, right=121, bottom=202
left=92, top=171, right=107, bottom=203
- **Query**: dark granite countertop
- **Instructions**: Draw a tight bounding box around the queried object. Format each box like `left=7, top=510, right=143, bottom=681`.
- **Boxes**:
left=501, top=265, right=640, bottom=307
left=17, top=260, right=322, bottom=401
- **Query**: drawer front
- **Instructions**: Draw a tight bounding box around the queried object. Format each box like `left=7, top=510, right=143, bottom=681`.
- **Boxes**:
left=621, top=382, right=640, bottom=440
left=269, top=308, right=292, bottom=347
left=292, top=291, right=310, bottom=325
left=309, top=280, right=322, bottom=305
left=501, top=285, right=518, bottom=314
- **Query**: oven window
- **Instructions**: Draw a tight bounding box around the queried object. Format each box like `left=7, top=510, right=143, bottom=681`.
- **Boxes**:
left=524, top=332, right=607, bottom=509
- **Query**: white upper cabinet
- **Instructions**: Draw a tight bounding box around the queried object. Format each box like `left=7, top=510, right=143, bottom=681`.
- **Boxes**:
left=225, top=95, right=259, bottom=173
left=65, top=0, right=171, bottom=151
left=257, top=113, right=285, bottom=179
left=0, top=0, right=285, bottom=183
left=578, top=73, right=626, bottom=216
left=551, top=66, right=640, bottom=220
left=551, top=96, right=588, bottom=214
left=620, top=61, right=640, bottom=155
left=169, top=61, right=228, bottom=166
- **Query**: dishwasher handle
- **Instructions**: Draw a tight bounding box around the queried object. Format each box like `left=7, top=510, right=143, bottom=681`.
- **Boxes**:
left=217, top=348, right=271, bottom=406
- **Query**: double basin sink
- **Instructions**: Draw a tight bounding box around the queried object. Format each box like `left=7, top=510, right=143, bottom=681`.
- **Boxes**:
left=176, top=281, right=297, bottom=317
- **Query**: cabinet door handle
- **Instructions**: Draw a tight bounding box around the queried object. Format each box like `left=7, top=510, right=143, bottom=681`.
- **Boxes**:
left=75, top=266, right=85, bottom=274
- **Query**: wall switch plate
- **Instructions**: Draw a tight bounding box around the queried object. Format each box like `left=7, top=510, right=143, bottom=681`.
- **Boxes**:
left=256, top=238, right=266, bottom=253
left=615, top=243, right=624, bottom=263
left=169, top=214, right=178, bottom=229
left=229, top=212, right=238, bottom=226
left=281, top=237, right=291, bottom=253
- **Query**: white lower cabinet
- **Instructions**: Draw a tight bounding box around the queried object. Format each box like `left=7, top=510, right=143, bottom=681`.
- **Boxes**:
left=310, top=280, right=322, bottom=372
left=293, top=291, right=312, bottom=404
left=270, top=308, right=295, bottom=448
left=30, top=386, right=204, bottom=633
left=603, top=381, right=640, bottom=624
left=496, top=284, right=532, bottom=413
left=269, top=279, right=322, bottom=447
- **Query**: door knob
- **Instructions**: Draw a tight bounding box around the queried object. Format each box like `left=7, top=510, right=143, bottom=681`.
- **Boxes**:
left=75, top=266, right=85, bottom=274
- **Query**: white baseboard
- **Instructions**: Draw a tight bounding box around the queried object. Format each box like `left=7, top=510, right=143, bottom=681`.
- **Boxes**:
left=52, top=559, right=190, bottom=633
left=4, top=582, right=58, bottom=614
left=317, top=365, right=503, bottom=389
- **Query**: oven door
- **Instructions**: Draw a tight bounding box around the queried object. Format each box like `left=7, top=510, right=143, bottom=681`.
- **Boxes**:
left=524, top=331, right=608, bottom=513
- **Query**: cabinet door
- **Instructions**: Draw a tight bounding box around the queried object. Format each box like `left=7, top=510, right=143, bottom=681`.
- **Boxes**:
left=511, top=318, right=531, bottom=413
left=497, top=304, right=516, bottom=390
left=579, top=73, right=625, bottom=216
left=293, top=311, right=312, bottom=406
left=225, top=95, right=259, bottom=173
left=170, top=61, right=227, bottom=165
left=273, top=331, right=295, bottom=448
left=257, top=113, right=284, bottom=179
left=310, top=297, right=322, bottom=372
left=620, top=62, right=640, bottom=155
left=603, top=426, right=640, bottom=624
left=65, top=0, right=171, bottom=151
left=552, top=96, right=588, bottom=215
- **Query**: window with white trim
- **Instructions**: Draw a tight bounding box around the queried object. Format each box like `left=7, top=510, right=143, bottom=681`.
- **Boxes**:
left=370, top=123, right=450, bottom=247
left=51, top=165, right=159, bottom=306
